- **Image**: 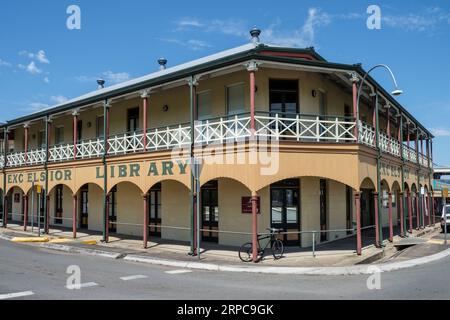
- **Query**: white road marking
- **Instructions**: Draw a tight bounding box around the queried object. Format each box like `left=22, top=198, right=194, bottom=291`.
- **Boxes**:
left=120, top=275, right=148, bottom=281
left=0, top=291, right=35, bottom=300
left=66, top=282, right=98, bottom=290
left=165, top=270, right=193, bottom=275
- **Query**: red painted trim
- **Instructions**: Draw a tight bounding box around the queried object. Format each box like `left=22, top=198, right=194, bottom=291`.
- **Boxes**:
left=24, top=195, right=28, bottom=232
left=408, top=192, right=413, bottom=233
left=259, top=51, right=316, bottom=60
left=352, top=83, right=358, bottom=137
left=250, top=71, right=256, bottom=133
left=416, top=195, right=420, bottom=230
left=24, top=127, right=29, bottom=163
left=73, top=115, right=78, bottom=158
left=193, top=194, right=197, bottom=255
left=399, top=193, right=404, bottom=237
left=388, top=193, right=393, bottom=242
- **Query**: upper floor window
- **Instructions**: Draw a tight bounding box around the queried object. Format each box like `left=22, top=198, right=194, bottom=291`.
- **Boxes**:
left=55, top=127, right=64, bottom=145
left=38, top=130, right=46, bottom=148
left=226, top=83, right=246, bottom=116
left=97, top=116, right=104, bottom=139
left=197, top=90, right=212, bottom=120
left=127, top=107, right=140, bottom=133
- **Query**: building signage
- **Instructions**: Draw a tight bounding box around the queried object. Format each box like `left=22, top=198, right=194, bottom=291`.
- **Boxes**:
left=96, top=161, right=189, bottom=179
left=380, top=162, right=401, bottom=178
left=7, top=170, right=72, bottom=184
left=241, top=197, right=261, bottom=214
left=6, top=161, right=188, bottom=186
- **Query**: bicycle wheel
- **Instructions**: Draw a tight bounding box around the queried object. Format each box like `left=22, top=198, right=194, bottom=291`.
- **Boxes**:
left=238, top=243, right=253, bottom=263
left=271, top=240, right=284, bottom=260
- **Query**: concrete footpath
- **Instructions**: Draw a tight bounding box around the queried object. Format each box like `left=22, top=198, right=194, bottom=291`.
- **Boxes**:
left=0, top=224, right=447, bottom=276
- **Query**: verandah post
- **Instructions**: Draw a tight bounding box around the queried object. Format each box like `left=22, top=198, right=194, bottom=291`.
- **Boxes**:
left=355, top=192, right=362, bottom=255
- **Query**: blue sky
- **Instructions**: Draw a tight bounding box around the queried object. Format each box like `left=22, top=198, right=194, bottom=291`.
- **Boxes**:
left=0, top=0, right=449, bottom=165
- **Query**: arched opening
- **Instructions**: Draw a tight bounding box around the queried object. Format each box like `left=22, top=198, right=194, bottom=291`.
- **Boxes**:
left=48, top=184, right=74, bottom=229
left=411, top=183, right=419, bottom=229
left=360, top=177, right=376, bottom=230
left=108, top=181, right=143, bottom=237
left=6, top=187, right=25, bottom=225
left=197, top=178, right=253, bottom=246
left=75, top=183, right=104, bottom=232
left=257, top=176, right=356, bottom=248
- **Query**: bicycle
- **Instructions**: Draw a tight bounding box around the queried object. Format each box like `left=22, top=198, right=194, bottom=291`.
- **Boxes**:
left=239, top=228, right=284, bottom=262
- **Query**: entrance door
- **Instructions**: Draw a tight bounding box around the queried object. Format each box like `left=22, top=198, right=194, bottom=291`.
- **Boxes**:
left=361, top=189, right=375, bottom=228
left=149, top=183, right=162, bottom=237
left=201, top=180, right=219, bottom=243
left=79, top=187, right=88, bottom=229
left=271, top=179, right=300, bottom=246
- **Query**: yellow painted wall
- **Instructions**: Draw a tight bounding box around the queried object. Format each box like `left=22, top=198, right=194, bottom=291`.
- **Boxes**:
left=161, top=180, right=190, bottom=242
left=116, top=182, right=143, bottom=237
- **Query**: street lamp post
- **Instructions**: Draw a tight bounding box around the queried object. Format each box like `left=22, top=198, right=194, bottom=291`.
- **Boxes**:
left=355, top=64, right=403, bottom=248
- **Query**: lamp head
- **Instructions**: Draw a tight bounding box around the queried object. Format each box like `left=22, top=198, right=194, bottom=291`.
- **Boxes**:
left=391, top=89, right=403, bottom=96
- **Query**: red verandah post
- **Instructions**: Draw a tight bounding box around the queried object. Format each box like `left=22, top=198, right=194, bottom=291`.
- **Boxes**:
left=399, top=192, right=404, bottom=237
left=374, top=192, right=380, bottom=248
left=72, top=194, right=77, bottom=239
left=143, top=193, right=148, bottom=249
left=388, top=193, right=393, bottom=242
left=355, top=192, right=362, bottom=255
left=23, top=195, right=28, bottom=231
left=251, top=194, right=259, bottom=263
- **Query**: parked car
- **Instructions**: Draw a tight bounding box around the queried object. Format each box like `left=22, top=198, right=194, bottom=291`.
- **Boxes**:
left=441, top=205, right=450, bottom=233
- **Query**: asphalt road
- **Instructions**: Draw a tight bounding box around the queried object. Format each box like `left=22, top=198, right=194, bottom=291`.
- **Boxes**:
left=0, top=238, right=449, bottom=300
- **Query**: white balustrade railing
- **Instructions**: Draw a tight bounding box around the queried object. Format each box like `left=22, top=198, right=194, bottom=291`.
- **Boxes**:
left=6, top=152, right=26, bottom=167
left=359, top=122, right=376, bottom=147
left=0, top=155, right=4, bottom=168
left=49, top=144, right=75, bottom=163
left=255, top=114, right=357, bottom=142
left=195, top=115, right=252, bottom=144
left=0, top=114, right=431, bottom=168
left=76, top=139, right=104, bottom=159
left=147, top=125, right=190, bottom=151
left=108, top=132, right=145, bottom=156
left=27, top=148, right=46, bottom=165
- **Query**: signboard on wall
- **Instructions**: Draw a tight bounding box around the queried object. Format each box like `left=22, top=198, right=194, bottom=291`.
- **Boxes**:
left=242, top=197, right=261, bottom=214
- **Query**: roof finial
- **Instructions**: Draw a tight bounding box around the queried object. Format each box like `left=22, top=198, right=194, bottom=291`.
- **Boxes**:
left=250, top=27, right=261, bottom=44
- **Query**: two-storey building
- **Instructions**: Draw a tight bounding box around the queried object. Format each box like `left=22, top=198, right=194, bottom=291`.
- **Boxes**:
left=0, top=29, right=435, bottom=261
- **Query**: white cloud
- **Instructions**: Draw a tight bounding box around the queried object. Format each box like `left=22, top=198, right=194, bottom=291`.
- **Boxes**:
left=263, top=8, right=331, bottom=47
left=35, top=50, right=50, bottom=64
left=0, top=59, right=12, bottom=67
left=44, top=77, right=50, bottom=83
left=173, top=8, right=330, bottom=48
left=160, top=38, right=212, bottom=51
left=176, top=18, right=203, bottom=29
left=50, top=95, right=68, bottom=104
left=102, top=71, right=130, bottom=84
left=76, top=71, right=131, bottom=85
left=19, top=50, right=50, bottom=64
left=19, top=61, right=42, bottom=75
left=381, top=7, right=450, bottom=31
left=431, top=128, right=450, bottom=137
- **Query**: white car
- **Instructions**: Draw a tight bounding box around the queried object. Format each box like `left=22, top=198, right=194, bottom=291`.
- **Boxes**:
left=441, top=205, right=450, bottom=233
